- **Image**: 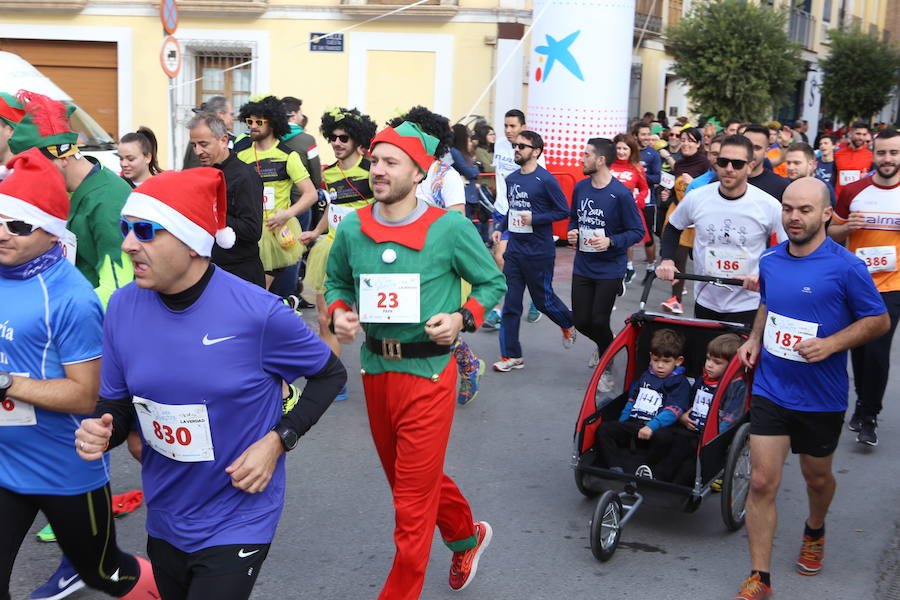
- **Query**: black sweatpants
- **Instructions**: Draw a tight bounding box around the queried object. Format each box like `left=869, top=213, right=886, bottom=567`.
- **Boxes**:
left=851, top=290, right=900, bottom=419
left=147, top=536, right=270, bottom=600
left=0, top=484, right=140, bottom=600
left=571, top=274, right=621, bottom=354
left=694, top=303, right=757, bottom=327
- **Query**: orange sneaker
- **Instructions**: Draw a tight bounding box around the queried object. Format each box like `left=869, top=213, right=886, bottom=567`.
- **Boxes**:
left=795, top=533, right=825, bottom=575
left=121, top=556, right=160, bottom=599
left=733, top=573, right=772, bottom=600
left=448, top=521, right=493, bottom=592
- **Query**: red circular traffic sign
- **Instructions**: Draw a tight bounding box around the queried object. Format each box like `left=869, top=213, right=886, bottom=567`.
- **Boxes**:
left=160, top=0, right=179, bottom=35
left=160, top=36, right=182, bottom=79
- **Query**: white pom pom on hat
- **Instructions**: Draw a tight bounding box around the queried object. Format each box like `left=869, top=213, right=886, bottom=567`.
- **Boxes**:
left=121, top=167, right=233, bottom=257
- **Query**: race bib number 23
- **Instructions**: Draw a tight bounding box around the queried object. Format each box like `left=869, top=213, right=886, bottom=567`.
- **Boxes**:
left=359, top=273, right=421, bottom=323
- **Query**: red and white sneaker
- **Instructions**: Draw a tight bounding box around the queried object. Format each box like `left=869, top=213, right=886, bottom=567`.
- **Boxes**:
left=661, top=296, right=684, bottom=314
left=448, top=521, right=493, bottom=592
left=493, top=357, right=524, bottom=372
left=733, top=573, right=772, bottom=600
left=121, top=556, right=161, bottom=599
left=795, top=534, right=825, bottom=575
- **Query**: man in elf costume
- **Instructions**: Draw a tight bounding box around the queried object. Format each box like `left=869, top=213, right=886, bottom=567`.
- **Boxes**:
left=0, top=92, right=25, bottom=175
left=325, top=122, right=506, bottom=599
left=8, top=90, right=133, bottom=307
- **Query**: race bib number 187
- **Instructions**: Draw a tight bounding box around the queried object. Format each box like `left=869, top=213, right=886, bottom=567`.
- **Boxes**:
left=763, top=311, right=819, bottom=363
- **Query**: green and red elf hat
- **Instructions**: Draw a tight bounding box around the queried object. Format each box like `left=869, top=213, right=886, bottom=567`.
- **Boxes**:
left=8, top=90, right=80, bottom=159
left=370, top=121, right=438, bottom=174
left=0, top=92, right=25, bottom=128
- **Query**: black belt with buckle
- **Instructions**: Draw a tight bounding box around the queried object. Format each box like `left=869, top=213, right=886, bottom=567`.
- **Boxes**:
left=365, top=336, right=452, bottom=361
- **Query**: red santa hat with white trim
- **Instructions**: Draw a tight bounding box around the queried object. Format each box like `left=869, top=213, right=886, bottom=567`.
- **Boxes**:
left=121, top=167, right=235, bottom=257
left=0, top=148, right=69, bottom=237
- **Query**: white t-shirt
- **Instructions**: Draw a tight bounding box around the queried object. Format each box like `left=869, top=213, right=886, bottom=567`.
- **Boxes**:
left=493, top=138, right=546, bottom=215
left=668, top=182, right=787, bottom=313
left=417, top=154, right=465, bottom=209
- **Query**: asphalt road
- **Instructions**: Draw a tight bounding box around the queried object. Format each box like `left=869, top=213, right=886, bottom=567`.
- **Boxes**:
left=10, top=247, right=900, bottom=600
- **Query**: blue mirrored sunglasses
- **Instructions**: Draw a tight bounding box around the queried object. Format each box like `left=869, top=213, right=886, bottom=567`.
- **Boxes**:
left=120, top=219, right=166, bottom=242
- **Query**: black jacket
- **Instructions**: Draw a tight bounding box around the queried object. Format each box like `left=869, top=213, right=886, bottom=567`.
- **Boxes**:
left=212, top=151, right=263, bottom=270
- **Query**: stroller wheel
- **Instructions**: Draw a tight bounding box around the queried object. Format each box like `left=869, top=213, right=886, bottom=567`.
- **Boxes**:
left=574, top=468, right=599, bottom=498
left=721, top=423, right=752, bottom=531
left=590, top=491, right=623, bottom=561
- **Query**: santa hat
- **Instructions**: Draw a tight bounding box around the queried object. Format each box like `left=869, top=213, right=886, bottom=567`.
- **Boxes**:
left=0, top=92, right=25, bottom=127
left=121, top=168, right=235, bottom=257
left=8, top=90, right=79, bottom=158
left=370, top=121, right=438, bottom=174
left=0, top=148, right=69, bottom=237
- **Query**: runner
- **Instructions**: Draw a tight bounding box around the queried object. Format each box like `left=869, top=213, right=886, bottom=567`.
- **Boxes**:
left=631, top=122, right=662, bottom=284
left=75, top=167, right=345, bottom=600
left=0, top=92, right=24, bottom=173
left=732, top=176, right=888, bottom=600
left=783, top=142, right=836, bottom=205
left=188, top=111, right=265, bottom=287
left=568, top=138, right=644, bottom=374
left=301, top=106, right=377, bottom=403
left=828, top=127, right=900, bottom=446
left=493, top=130, right=577, bottom=372
left=183, top=95, right=234, bottom=170
left=657, top=134, right=786, bottom=325
left=741, top=125, right=790, bottom=202
left=118, top=127, right=163, bottom=188
left=833, top=121, right=874, bottom=197
left=234, top=95, right=316, bottom=290
left=0, top=149, right=158, bottom=600
left=814, top=134, right=837, bottom=187
left=325, top=121, right=506, bottom=598
left=609, top=133, right=650, bottom=286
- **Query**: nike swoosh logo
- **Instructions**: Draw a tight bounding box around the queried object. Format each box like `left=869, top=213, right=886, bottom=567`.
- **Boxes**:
left=202, top=334, right=236, bottom=346
left=59, top=575, right=79, bottom=588
left=238, top=548, right=259, bottom=558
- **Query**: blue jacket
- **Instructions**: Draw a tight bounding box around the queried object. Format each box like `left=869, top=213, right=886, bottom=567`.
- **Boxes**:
left=450, top=147, right=480, bottom=205
left=639, top=146, right=662, bottom=205
left=620, top=367, right=691, bottom=431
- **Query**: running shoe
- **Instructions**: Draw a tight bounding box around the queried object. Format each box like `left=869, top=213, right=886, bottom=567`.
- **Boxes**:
left=795, top=533, right=825, bottom=575
left=733, top=573, right=772, bottom=600
left=492, top=357, right=524, bottom=372
left=334, top=385, right=348, bottom=402
left=588, top=348, right=600, bottom=369
left=635, top=465, right=653, bottom=479
left=448, top=521, right=493, bottom=592
left=857, top=418, right=878, bottom=446
left=598, top=369, right=615, bottom=393
left=122, top=556, right=161, bottom=600
left=562, top=327, right=577, bottom=349
left=624, top=266, right=636, bottom=284
left=283, top=295, right=303, bottom=315
left=36, top=523, right=56, bottom=543
left=282, top=383, right=300, bottom=414
left=29, top=556, right=84, bottom=600
left=526, top=302, right=541, bottom=323
left=661, top=296, right=684, bottom=314
left=482, top=309, right=501, bottom=331
left=847, top=412, right=863, bottom=432
left=457, top=360, right=486, bottom=405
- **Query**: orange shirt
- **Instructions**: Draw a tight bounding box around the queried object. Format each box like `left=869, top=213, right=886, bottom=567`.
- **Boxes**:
left=834, top=144, right=874, bottom=197
left=832, top=177, right=900, bottom=292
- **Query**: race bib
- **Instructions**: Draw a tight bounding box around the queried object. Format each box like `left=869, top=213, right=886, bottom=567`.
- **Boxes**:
left=262, top=186, right=276, bottom=211
left=578, top=227, right=606, bottom=253
left=0, top=372, right=36, bottom=426
left=855, top=246, right=897, bottom=273
left=359, top=273, right=420, bottom=323
left=508, top=209, right=533, bottom=234
left=839, top=170, right=861, bottom=186
left=133, top=396, right=215, bottom=462
left=763, top=311, right=819, bottom=363
left=328, top=203, right=355, bottom=230
left=632, top=386, right=663, bottom=420
left=704, top=246, right=749, bottom=277
left=60, top=230, right=77, bottom=266
left=690, top=388, right=714, bottom=421
left=660, top=172, right=675, bottom=190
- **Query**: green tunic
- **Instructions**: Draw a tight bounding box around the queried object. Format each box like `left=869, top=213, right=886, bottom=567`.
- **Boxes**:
left=325, top=203, right=506, bottom=378
left=67, top=160, right=134, bottom=307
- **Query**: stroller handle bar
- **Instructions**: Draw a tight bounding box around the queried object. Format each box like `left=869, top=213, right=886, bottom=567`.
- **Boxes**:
left=639, top=271, right=746, bottom=310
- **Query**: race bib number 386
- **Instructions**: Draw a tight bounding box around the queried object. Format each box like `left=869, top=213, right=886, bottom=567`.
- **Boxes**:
left=359, top=273, right=421, bottom=323
left=763, top=311, right=819, bottom=363
left=134, top=396, right=214, bottom=462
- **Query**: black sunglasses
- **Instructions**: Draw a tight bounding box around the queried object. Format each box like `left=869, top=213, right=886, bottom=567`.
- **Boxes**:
left=514, top=143, right=536, bottom=150
left=328, top=134, right=351, bottom=143
left=0, top=218, right=35, bottom=236
left=716, top=157, right=748, bottom=170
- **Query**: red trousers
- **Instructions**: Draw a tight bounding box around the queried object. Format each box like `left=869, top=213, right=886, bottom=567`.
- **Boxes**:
left=362, top=358, right=477, bottom=600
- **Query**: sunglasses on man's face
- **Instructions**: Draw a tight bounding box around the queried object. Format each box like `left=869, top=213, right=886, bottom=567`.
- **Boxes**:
left=120, top=219, right=167, bottom=242
left=0, top=218, right=35, bottom=236
left=514, top=143, right=536, bottom=150
left=328, top=134, right=351, bottom=143
left=244, top=118, right=268, bottom=127
left=716, top=157, right=748, bottom=170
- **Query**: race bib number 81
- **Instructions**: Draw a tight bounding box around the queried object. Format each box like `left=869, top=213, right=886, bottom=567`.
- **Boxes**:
left=134, top=396, right=214, bottom=462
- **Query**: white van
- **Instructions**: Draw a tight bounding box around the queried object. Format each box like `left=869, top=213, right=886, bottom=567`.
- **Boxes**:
left=0, top=51, right=119, bottom=172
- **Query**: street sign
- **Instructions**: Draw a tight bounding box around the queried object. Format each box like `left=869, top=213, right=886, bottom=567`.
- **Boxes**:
left=160, top=36, right=182, bottom=79
left=160, top=0, right=179, bottom=35
left=310, top=32, right=344, bottom=53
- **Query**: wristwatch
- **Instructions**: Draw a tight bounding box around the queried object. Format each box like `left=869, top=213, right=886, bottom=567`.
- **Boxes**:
left=456, top=308, right=477, bottom=333
left=0, top=372, right=11, bottom=400
left=274, top=425, right=299, bottom=452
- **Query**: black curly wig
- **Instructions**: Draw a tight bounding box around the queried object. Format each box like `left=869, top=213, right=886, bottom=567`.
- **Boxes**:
left=387, top=106, right=453, bottom=158
left=319, top=107, right=377, bottom=149
left=238, top=95, right=290, bottom=139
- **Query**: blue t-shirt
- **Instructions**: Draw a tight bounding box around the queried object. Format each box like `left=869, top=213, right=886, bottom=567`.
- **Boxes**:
left=754, top=239, right=886, bottom=412
left=0, top=256, right=107, bottom=495
left=501, top=166, right=569, bottom=259
left=685, top=169, right=716, bottom=194
left=568, top=176, right=644, bottom=279
left=639, top=146, right=662, bottom=206
left=101, top=267, right=331, bottom=552
left=814, top=161, right=835, bottom=187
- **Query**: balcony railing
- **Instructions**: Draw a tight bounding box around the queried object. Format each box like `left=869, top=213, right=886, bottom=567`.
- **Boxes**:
left=789, top=8, right=816, bottom=49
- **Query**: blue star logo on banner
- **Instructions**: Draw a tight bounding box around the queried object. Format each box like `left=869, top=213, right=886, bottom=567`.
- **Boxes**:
left=534, top=31, right=584, bottom=83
